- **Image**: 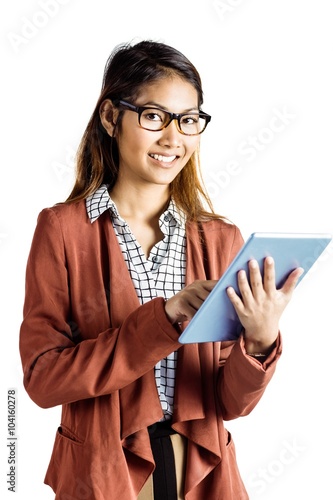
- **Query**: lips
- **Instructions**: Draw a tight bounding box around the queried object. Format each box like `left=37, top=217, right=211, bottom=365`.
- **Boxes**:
left=149, top=153, right=177, bottom=163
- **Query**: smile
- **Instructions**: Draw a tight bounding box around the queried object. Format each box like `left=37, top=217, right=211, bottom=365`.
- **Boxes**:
left=149, top=154, right=177, bottom=163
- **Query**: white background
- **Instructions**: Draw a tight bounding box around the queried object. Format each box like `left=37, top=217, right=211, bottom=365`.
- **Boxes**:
left=1, top=0, right=332, bottom=498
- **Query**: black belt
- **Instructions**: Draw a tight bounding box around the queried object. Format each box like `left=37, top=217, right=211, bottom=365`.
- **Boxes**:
left=148, top=419, right=176, bottom=439
left=147, top=420, right=177, bottom=499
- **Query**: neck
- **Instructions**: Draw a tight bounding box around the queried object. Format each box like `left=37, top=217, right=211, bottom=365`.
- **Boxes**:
left=109, top=182, right=171, bottom=222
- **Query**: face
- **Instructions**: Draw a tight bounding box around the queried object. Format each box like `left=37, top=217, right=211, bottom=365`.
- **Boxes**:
left=110, top=77, right=201, bottom=191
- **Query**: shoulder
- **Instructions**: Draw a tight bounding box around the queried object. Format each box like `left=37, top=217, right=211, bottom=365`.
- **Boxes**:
left=38, top=200, right=88, bottom=223
left=30, top=199, right=113, bottom=259
left=34, top=200, right=94, bottom=233
left=31, top=200, right=97, bottom=248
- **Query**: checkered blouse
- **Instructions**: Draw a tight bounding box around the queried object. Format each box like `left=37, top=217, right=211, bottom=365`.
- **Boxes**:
left=86, top=184, right=186, bottom=420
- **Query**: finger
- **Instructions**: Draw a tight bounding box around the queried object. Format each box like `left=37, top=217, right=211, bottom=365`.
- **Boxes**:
left=236, top=268, right=254, bottom=306
left=280, top=267, right=304, bottom=295
left=263, top=256, right=276, bottom=294
left=248, top=259, right=264, bottom=298
left=186, top=289, right=211, bottom=310
left=226, top=286, right=245, bottom=313
left=188, top=280, right=218, bottom=302
left=165, top=291, right=204, bottom=324
left=168, top=280, right=218, bottom=322
left=200, top=280, right=219, bottom=292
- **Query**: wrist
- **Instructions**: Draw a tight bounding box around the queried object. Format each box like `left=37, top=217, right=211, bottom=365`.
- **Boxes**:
left=244, top=338, right=277, bottom=356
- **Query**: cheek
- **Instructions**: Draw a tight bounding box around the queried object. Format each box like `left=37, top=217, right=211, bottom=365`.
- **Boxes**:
left=185, top=138, right=200, bottom=158
left=117, top=129, right=142, bottom=158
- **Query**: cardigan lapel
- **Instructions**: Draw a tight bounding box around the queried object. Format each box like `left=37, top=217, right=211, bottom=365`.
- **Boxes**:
left=172, top=222, right=223, bottom=490
left=102, top=213, right=141, bottom=325
left=102, top=215, right=167, bottom=445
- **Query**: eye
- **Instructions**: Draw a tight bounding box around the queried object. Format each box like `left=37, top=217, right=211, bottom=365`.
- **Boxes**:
left=180, top=114, right=199, bottom=125
left=142, top=110, right=165, bottom=122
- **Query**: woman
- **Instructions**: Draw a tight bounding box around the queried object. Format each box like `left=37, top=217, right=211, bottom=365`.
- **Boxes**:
left=19, top=40, right=303, bottom=499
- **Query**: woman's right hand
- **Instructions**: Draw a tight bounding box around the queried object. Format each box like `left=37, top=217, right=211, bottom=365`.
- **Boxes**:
left=164, top=280, right=217, bottom=325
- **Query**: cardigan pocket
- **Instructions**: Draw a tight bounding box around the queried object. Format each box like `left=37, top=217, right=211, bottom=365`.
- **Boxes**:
left=225, top=428, right=233, bottom=447
left=57, top=424, right=84, bottom=446
left=44, top=425, right=86, bottom=493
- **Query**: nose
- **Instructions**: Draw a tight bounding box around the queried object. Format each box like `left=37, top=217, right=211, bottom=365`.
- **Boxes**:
left=158, top=119, right=182, bottom=148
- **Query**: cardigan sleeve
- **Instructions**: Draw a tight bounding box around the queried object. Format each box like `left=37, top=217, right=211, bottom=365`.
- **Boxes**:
left=19, top=208, right=181, bottom=409
left=217, top=334, right=282, bottom=420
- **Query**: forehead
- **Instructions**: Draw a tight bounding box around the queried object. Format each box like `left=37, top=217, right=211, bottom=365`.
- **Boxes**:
left=134, top=76, right=199, bottom=110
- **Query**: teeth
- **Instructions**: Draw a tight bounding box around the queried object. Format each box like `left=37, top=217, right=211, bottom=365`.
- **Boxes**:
left=150, top=154, right=176, bottom=163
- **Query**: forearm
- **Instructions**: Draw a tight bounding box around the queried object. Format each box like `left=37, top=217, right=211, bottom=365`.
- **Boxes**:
left=20, top=298, right=180, bottom=408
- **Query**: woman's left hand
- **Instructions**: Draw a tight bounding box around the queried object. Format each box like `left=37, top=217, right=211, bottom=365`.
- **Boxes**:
left=226, top=256, right=304, bottom=354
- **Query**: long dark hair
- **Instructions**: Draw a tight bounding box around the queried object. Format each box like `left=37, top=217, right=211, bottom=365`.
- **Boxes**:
left=66, top=40, right=221, bottom=221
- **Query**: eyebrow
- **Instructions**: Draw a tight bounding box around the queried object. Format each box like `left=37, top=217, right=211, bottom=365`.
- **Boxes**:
left=140, top=101, right=200, bottom=113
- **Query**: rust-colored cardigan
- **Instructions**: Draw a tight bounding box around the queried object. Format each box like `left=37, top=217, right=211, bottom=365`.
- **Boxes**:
left=19, top=201, right=281, bottom=499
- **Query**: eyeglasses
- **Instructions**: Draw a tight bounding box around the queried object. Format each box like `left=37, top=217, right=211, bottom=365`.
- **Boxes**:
left=115, top=99, right=211, bottom=136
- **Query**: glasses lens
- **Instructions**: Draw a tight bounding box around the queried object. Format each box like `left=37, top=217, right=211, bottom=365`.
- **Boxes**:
left=140, top=109, right=168, bottom=131
left=179, top=114, right=207, bottom=135
left=139, top=108, right=209, bottom=135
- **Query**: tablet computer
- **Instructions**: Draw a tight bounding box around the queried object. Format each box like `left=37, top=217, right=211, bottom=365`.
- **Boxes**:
left=178, top=232, right=332, bottom=344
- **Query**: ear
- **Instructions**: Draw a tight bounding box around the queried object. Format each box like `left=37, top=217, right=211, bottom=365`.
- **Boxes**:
left=99, top=99, right=119, bottom=137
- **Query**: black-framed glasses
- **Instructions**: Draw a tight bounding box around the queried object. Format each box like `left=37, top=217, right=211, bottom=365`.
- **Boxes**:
left=115, top=99, right=211, bottom=136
